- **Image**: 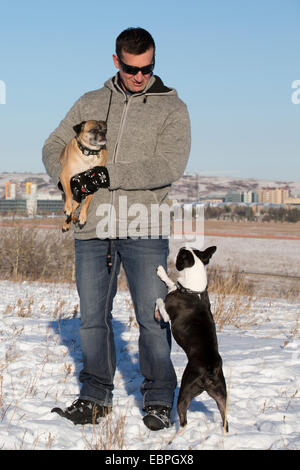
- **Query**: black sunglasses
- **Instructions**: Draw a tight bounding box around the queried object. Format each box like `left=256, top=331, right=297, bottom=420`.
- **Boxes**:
left=117, top=56, right=155, bottom=75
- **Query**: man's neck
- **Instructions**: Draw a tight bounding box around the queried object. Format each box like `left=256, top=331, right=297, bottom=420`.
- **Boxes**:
left=117, top=73, right=144, bottom=95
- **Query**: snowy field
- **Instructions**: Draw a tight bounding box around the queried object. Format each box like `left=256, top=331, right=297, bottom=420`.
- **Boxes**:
left=0, top=278, right=299, bottom=451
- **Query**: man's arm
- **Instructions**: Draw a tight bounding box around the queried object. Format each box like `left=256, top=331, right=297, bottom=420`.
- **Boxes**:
left=42, top=98, right=82, bottom=184
left=107, top=104, right=191, bottom=191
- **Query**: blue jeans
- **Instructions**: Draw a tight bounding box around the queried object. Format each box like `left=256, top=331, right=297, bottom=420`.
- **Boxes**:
left=75, top=237, right=177, bottom=409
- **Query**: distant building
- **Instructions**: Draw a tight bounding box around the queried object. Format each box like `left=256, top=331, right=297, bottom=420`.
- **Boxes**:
left=224, top=191, right=259, bottom=204
left=284, top=197, right=300, bottom=208
left=0, top=199, right=26, bottom=214
left=5, top=182, right=16, bottom=200
left=224, top=192, right=243, bottom=203
left=257, top=187, right=290, bottom=204
left=37, top=199, right=63, bottom=214
left=242, top=191, right=259, bottom=203
left=25, top=182, right=37, bottom=195
left=1, top=179, right=63, bottom=215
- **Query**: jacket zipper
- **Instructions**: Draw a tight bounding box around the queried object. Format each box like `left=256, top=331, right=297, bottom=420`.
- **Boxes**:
left=108, top=93, right=130, bottom=236
left=113, top=94, right=129, bottom=163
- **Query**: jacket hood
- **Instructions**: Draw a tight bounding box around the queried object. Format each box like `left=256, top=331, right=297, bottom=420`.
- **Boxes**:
left=104, top=74, right=177, bottom=97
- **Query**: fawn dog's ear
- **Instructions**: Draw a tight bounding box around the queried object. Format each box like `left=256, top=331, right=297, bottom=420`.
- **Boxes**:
left=73, top=121, right=86, bottom=136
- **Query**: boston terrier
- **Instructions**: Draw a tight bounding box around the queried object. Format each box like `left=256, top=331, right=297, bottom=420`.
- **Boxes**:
left=156, top=246, right=228, bottom=432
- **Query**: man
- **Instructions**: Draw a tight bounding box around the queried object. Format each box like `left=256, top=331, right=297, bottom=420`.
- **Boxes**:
left=43, top=27, right=191, bottom=430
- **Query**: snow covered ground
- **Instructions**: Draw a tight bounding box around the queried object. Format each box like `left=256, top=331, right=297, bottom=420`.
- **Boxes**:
left=0, top=279, right=299, bottom=451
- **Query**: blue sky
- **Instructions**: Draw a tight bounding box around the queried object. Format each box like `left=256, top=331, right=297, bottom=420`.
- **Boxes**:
left=1, top=0, right=300, bottom=181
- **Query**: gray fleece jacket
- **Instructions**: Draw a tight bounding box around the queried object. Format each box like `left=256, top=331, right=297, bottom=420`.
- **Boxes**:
left=42, top=74, right=191, bottom=239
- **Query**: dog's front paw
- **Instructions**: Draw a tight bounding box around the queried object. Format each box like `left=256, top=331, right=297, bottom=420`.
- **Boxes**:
left=155, top=298, right=170, bottom=323
left=156, top=265, right=166, bottom=279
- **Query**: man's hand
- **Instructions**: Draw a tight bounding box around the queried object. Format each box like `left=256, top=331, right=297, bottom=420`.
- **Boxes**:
left=70, top=166, right=110, bottom=203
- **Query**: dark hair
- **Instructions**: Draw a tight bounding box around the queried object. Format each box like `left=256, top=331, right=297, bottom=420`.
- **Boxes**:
left=116, top=27, right=155, bottom=59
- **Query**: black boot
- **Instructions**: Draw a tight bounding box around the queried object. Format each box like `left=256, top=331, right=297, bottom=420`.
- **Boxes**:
left=51, top=399, right=111, bottom=425
left=143, top=405, right=172, bottom=431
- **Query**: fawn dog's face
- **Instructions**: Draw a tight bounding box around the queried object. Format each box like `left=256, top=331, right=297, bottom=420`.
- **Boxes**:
left=73, top=120, right=107, bottom=149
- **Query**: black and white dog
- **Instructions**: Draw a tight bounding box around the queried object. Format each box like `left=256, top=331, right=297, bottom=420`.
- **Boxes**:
left=156, top=246, right=228, bottom=432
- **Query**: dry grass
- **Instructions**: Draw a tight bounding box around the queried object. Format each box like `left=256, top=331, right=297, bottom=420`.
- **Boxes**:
left=207, top=264, right=255, bottom=330
left=0, top=226, right=75, bottom=282
left=281, top=310, right=300, bottom=348
left=82, top=411, right=126, bottom=450
left=278, top=283, right=300, bottom=300
left=3, top=297, right=35, bottom=317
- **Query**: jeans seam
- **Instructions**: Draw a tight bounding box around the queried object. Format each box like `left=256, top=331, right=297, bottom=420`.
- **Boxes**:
left=104, top=243, right=118, bottom=387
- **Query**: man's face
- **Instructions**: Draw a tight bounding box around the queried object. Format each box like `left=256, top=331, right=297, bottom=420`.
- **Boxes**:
left=113, top=47, right=154, bottom=94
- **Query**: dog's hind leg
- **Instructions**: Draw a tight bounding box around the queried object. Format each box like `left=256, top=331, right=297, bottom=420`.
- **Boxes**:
left=177, top=362, right=204, bottom=427
left=78, top=194, right=93, bottom=229
left=71, top=200, right=80, bottom=223
left=62, top=200, right=80, bottom=232
left=60, top=172, right=73, bottom=221
left=205, top=370, right=228, bottom=432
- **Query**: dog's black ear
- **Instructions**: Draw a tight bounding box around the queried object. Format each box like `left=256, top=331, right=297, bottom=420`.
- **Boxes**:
left=176, top=257, right=185, bottom=271
left=176, top=249, right=194, bottom=271
left=200, top=246, right=217, bottom=265
left=73, top=121, right=86, bottom=136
